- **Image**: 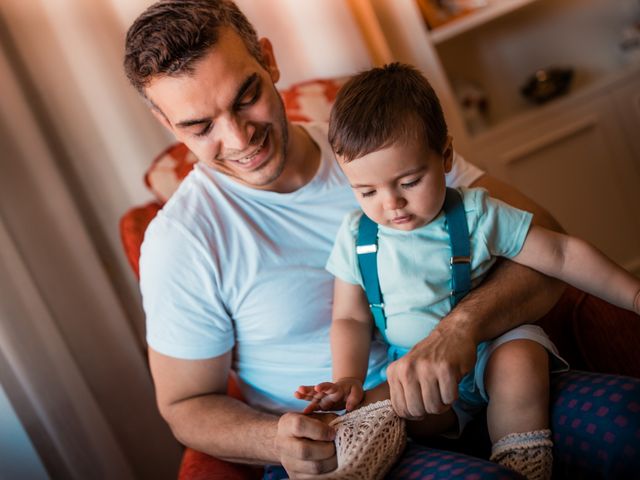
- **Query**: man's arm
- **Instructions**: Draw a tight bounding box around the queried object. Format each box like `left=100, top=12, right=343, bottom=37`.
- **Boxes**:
left=386, top=173, right=567, bottom=418
left=148, top=348, right=337, bottom=477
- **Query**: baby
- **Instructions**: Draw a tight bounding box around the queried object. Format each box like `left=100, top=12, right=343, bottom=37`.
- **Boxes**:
left=295, top=63, right=640, bottom=480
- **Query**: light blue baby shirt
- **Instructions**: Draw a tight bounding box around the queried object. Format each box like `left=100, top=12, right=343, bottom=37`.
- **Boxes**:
left=326, top=187, right=533, bottom=349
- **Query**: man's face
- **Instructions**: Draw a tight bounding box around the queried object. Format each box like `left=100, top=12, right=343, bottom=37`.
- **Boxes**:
left=340, top=137, right=453, bottom=231
left=145, top=28, right=289, bottom=190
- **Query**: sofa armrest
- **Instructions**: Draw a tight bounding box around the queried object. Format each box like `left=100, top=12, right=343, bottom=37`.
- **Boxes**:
left=119, top=201, right=163, bottom=278
left=536, top=286, right=640, bottom=378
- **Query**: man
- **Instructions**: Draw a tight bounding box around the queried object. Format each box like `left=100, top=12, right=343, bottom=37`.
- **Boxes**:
left=124, top=1, right=566, bottom=477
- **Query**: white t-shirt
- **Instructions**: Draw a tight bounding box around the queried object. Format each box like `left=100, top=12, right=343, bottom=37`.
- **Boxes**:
left=140, top=122, right=484, bottom=413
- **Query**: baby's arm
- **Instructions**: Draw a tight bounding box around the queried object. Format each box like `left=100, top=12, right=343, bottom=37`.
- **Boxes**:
left=295, top=278, right=374, bottom=412
left=513, top=225, right=640, bottom=314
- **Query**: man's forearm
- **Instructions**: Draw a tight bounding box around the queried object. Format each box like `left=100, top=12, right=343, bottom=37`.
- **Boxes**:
left=163, top=393, right=280, bottom=465
left=440, top=259, right=565, bottom=345
left=457, top=172, right=566, bottom=342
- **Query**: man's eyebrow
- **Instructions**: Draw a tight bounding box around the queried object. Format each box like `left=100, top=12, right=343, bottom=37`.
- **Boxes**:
left=351, top=166, right=427, bottom=188
left=174, top=73, right=259, bottom=129
left=175, top=117, right=211, bottom=129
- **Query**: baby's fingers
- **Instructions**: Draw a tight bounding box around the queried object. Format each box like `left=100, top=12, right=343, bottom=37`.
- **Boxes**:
left=315, top=382, right=340, bottom=395
left=294, top=385, right=319, bottom=401
left=302, top=400, right=322, bottom=415
left=345, top=387, right=364, bottom=411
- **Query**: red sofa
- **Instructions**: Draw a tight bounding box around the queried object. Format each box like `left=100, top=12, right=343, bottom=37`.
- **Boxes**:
left=119, top=77, right=640, bottom=479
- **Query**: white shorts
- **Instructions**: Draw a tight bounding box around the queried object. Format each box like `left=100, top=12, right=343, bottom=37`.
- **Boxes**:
left=450, top=324, right=569, bottom=436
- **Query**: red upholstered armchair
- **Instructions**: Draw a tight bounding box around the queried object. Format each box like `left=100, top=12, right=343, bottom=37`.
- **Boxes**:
left=119, top=77, right=640, bottom=479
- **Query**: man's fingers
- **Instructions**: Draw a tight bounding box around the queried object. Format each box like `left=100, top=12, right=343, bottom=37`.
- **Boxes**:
left=277, top=413, right=338, bottom=479
left=398, top=377, right=427, bottom=419
left=420, top=379, right=450, bottom=414
left=437, top=371, right=459, bottom=406
left=279, top=436, right=337, bottom=478
left=388, top=372, right=410, bottom=418
left=281, top=413, right=336, bottom=441
left=282, top=451, right=337, bottom=478
left=280, top=436, right=335, bottom=461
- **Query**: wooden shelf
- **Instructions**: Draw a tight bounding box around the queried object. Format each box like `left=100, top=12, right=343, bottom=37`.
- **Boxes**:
left=471, top=63, right=640, bottom=141
left=429, top=0, right=540, bottom=44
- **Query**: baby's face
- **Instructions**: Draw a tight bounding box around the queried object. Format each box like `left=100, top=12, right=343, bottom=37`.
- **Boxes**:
left=340, top=138, right=452, bottom=231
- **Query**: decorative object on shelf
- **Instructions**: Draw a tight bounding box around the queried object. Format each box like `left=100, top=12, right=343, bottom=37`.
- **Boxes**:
left=453, top=78, right=489, bottom=134
left=520, top=67, right=574, bottom=104
left=415, top=0, right=488, bottom=30
left=620, top=21, right=640, bottom=64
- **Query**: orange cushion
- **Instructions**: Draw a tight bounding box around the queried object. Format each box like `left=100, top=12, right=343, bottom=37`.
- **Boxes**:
left=145, top=144, right=198, bottom=204
left=178, top=448, right=262, bottom=480
left=119, top=201, right=162, bottom=278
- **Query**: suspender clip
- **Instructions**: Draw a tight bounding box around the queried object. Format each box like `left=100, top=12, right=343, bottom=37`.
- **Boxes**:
left=450, top=255, right=471, bottom=265
left=356, top=244, right=377, bottom=255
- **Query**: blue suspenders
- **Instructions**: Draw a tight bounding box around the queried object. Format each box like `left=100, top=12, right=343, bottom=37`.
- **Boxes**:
left=356, top=187, right=471, bottom=341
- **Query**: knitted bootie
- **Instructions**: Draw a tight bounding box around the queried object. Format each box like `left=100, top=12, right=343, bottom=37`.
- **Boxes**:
left=317, top=399, right=406, bottom=480
left=490, top=429, right=553, bottom=480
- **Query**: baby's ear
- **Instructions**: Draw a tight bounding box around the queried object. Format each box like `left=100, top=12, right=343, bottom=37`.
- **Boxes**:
left=443, top=135, right=454, bottom=173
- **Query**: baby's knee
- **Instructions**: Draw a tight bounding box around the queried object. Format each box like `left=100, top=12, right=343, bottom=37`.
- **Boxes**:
left=485, top=340, right=549, bottom=398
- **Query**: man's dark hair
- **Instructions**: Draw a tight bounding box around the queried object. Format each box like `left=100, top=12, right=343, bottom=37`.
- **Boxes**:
left=124, top=0, right=265, bottom=94
left=329, top=63, right=448, bottom=162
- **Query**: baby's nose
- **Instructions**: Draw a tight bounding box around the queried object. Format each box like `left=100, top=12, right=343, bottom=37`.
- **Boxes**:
left=384, top=195, right=407, bottom=210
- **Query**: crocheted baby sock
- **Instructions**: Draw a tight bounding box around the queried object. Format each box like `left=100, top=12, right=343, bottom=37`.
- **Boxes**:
left=489, top=429, right=553, bottom=480
left=317, top=399, right=406, bottom=480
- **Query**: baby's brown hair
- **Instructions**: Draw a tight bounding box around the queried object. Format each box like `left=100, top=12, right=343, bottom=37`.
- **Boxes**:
left=329, top=63, right=448, bottom=162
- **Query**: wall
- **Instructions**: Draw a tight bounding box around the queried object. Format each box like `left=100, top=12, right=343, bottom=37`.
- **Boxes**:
left=236, top=0, right=373, bottom=87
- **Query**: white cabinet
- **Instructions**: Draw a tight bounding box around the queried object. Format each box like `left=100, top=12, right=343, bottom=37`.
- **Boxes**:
left=355, top=0, right=640, bottom=273
left=473, top=71, right=640, bottom=272
left=611, top=73, right=640, bottom=166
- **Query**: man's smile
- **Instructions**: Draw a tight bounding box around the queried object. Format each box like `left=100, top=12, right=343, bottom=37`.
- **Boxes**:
left=221, top=125, right=271, bottom=167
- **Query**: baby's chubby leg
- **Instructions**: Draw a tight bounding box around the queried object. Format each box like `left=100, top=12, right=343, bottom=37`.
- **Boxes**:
left=484, top=339, right=550, bottom=441
left=485, top=339, right=553, bottom=480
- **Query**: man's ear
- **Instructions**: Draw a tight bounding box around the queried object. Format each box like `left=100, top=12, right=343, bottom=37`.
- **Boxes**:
left=259, top=37, right=280, bottom=83
left=443, top=135, right=454, bottom=173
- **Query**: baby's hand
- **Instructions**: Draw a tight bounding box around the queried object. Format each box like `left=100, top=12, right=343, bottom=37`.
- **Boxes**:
left=295, top=378, right=364, bottom=414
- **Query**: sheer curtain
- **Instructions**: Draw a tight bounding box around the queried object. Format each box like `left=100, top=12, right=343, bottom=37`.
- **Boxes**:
left=0, top=0, right=375, bottom=477
left=0, top=2, right=181, bottom=478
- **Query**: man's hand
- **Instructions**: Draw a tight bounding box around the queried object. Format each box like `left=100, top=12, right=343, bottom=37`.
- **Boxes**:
left=386, top=325, right=477, bottom=419
left=276, top=412, right=337, bottom=478
left=295, top=378, right=364, bottom=414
